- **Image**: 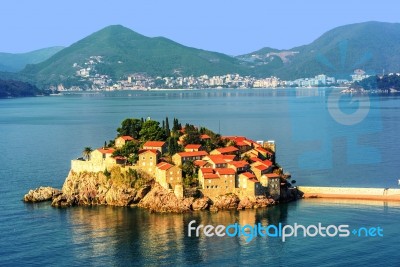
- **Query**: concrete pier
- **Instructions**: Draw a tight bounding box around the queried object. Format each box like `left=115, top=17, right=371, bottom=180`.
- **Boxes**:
left=298, top=186, right=400, bottom=201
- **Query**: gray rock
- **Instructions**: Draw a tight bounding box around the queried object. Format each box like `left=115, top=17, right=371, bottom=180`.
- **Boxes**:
left=23, top=187, right=62, bottom=202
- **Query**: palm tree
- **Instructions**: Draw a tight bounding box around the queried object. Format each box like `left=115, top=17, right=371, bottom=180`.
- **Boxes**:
left=82, top=147, right=93, bottom=161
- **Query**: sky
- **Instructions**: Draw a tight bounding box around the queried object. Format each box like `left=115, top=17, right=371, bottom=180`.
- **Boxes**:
left=0, top=0, right=399, bottom=55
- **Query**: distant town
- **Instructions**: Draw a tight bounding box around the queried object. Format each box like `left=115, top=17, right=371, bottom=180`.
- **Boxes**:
left=53, top=56, right=380, bottom=91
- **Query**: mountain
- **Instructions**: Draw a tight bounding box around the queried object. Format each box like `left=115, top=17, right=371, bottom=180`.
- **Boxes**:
left=0, top=47, right=64, bottom=72
left=239, top=21, right=400, bottom=79
left=22, top=25, right=248, bottom=87
left=17, top=22, right=400, bottom=87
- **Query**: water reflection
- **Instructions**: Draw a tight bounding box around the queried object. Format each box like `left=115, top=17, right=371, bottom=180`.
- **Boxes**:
left=65, top=205, right=290, bottom=265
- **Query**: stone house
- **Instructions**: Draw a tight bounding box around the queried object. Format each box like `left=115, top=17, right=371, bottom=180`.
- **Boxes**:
left=260, top=173, right=281, bottom=200
left=238, top=172, right=264, bottom=198
left=115, top=136, right=134, bottom=148
left=184, top=144, right=203, bottom=152
left=155, top=162, right=182, bottom=190
left=137, top=149, right=160, bottom=177
left=172, top=151, right=208, bottom=166
left=143, top=141, right=167, bottom=154
left=91, top=148, right=116, bottom=164
left=227, top=160, right=250, bottom=174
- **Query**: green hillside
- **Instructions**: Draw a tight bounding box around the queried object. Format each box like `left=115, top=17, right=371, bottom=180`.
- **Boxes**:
left=22, top=25, right=248, bottom=87
left=239, top=21, right=400, bottom=79
left=0, top=46, right=64, bottom=72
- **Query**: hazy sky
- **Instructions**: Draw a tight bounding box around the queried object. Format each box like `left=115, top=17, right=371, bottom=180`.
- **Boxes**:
left=1, top=0, right=399, bottom=55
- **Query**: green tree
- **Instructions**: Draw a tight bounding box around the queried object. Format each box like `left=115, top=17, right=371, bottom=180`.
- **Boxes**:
left=139, top=120, right=166, bottom=141
left=182, top=124, right=201, bottom=145
left=117, top=118, right=143, bottom=139
left=167, top=136, right=181, bottom=155
left=112, top=141, right=140, bottom=163
left=82, top=147, right=93, bottom=160
left=182, top=160, right=197, bottom=178
left=165, top=117, right=171, bottom=137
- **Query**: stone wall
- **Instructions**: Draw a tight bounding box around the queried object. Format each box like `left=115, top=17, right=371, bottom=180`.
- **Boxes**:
left=71, top=160, right=107, bottom=173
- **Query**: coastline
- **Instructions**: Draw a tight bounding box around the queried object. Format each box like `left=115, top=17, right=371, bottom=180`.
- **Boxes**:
left=298, top=186, right=400, bottom=201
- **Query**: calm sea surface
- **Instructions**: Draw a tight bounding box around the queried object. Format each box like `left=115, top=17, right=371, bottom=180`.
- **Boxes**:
left=0, top=88, right=400, bottom=266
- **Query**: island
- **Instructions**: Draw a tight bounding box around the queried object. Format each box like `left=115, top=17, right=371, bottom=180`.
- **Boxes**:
left=24, top=117, right=302, bottom=212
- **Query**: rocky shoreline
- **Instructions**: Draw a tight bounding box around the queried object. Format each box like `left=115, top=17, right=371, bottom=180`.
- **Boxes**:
left=23, top=170, right=303, bottom=212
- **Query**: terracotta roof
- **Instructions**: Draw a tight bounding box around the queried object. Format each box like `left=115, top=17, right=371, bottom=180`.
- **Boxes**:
left=250, top=157, right=263, bottom=163
left=97, top=148, right=115, bottom=154
left=200, top=134, right=210, bottom=139
left=119, top=136, right=134, bottom=141
left=222, top=136, right=246, bottom=142
left=254, top=164, right=269, bottom=171
left=207, top=156, right=228, bottom=164
left=248, top=178, right=259, bottom=183
left=177, top=151, right=208, bottom=157
left=262, top=160, right=273, bottom=167
left=157, top=162, right=174, bottom=170
left=138, top=149, right=159, bottom=155
left=215, top=168, right=236, bottom=175
left=205, top=155, right=235, bottom=164
left=185, top=144, right=202, bottom=149
left=236, top=141, right=249, bottom=147
left=203, top=173, right=220, bottom=179
left=143, top=141, right=166, bottom=147
left=215, top=146, right=239, bottom=154
left=228, top=160, right=249, bottom=168
left=241, top=172, right=256, bottom=179
left=200, top=168, right=214, bottom=174
left=114, top=156, right=126, bottom=160
left=194, top=160, right=207, bottom=167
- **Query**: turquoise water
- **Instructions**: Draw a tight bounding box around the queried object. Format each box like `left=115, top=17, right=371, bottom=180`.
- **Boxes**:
left=1, top=88, right=400, bottom=266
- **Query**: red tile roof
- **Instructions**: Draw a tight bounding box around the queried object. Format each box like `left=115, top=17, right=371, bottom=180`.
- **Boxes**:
left=215, top=168, right=236, bottom=175
left=215, top=146, right=239, bottom=154
left=97, top=148, right=115, bottom=154
left=177, top=151, right=208, bottom=157
left=262, top=160, right=273, bottom=167
left=241, top=172, right=256, bottom=179
left=143, top=141, right=166, bottom=147
left=254, top=164, right=269, bottom=171
left=250, top=157, right=263, bottom=163
left=222, top=136, right=246, bottom=142
left=205, top=155, right=235, bottom=164
left=200, top=168, right=214, bottom=174
left=157, top=162, right=174, bottom=170
left=236, top=141, right=249, bottom=147
left=185, top=144, right=202, bottom=149
left=228, top=160, right=249, bottom=168
left=120, top=136, right=134, bottom=141
left=194, top=160, right=207, bottom=167
left=200, top=134, right=211, bottom=139
left=114, top=156, right=126, bottom=160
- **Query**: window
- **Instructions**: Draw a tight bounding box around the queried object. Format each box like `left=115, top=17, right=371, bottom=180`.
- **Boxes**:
left=206, top=186, right=209, bottom=189
left=150, top=157, right=153, bottom=160
left=170, top=171, right=173, bottom=175
left=142, top=157, right=145, bottom=160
